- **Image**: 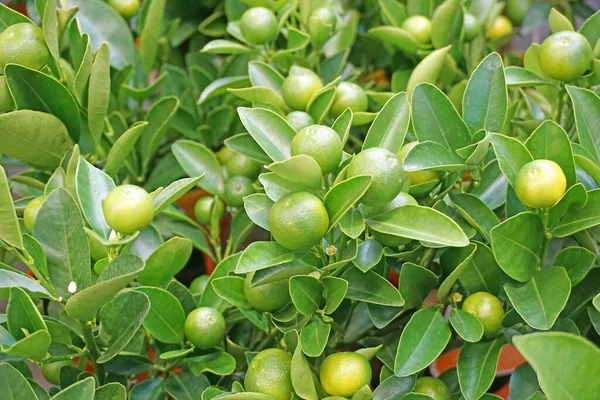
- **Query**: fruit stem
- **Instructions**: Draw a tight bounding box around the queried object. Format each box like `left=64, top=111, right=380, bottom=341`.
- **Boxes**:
left=79, top=321, right=105, bottom=385
left=42, top=349, right=89, bottom=363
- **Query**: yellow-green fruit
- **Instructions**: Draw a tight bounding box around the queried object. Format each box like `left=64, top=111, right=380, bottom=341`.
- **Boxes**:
left=244, top=272, right=290, bottom=312
left=245, top=349, right=293, bottom=400
left=190, top=275, right=209, bottom=297
left=414, top=377, right=451, bottom=400
left=462, top=292, right=505, bottom=335
left=24, top=195, right=47, bottom=232
left=401, top=15, right=432, bottom=44
left=282, top=69, right=323, bottom=111
left=515, top=160, right=566, bottom=209
left=194, top=197, right=216, bottom=225
left=184, top=307, right=226, bottom=349
left=506, top=0, right=532, bottom=26
left=346, top=147, right=404, bottom=207
left=102, top=185, right=154, bottom=235
left=42, top=360, right=72, bottom=385
left=320, top=352, right=372, bottom=397
left=463, top=13, right=480, bottom=42
left=269, top=192, right=329, bottom=250
left=487, top=16, right=513, bottom=40
left=539, top=31, right=593, bottom=82
left=291, top=124, right=343, bottom=174
left=397, top=142, right=441, bottom=196
left=0, top=23, right=49, bottom=70
left=330, top=81, right=368, bottom=118
left=224, top=176, right=255, bottom=208
left=227, top=152, right=262, bottom=179
left=108, top=0, right=140, bottom=19
left=216, top=146, right=234, bottom=165
left=240, top=7, right=279, bottom=45
left=285, top=111, right=315, bottom=131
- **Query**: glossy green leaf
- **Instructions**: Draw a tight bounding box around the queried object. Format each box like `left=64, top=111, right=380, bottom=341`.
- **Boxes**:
left=394, top=307, right=451, bottom=376
left=0, top=363, right=37, bottom=400
left=548, top=8, right=574, bottom=33
left=0, top=270, right=51, bottom=299
left=140, top=96, right=179, bottom=171
left=230, top=87, right=289, bottom=113
left=513, top=332, right=600, bottom=400
left=76, top=157, right=115, bottom=239
left=340, top=208, right=365, bottom=239
left=353, top=239, right=384, bottom=273
left=202, top=39, right=252, bottom=54
left=134, top=287, right=185, bottom=344
left=0, top=166, right=22, bottom=249
left=553, top=189, right=600, bottom=237
left=368, top=26, right=421, bottom=54
left=449, top=309, right=484, bottom=342
left=87, top=43, right=110, bottom=145
left=225, top=133, right=272, bottom=165
left=373, top=375, right=415, bottom=400
left=342, top=267, right=404, bottom=306
left=547, top=183, right=587, bottom=230
left=267, top=155, right=322, bottom=190
left=0, top=3, right=32, bottom=31
left=290, top=275, right=324, bottom=316
left=325, top=175, right=372, bottom=231
left=238, top=107, right=296, bottom=162
left=52, top=376, right=95, bottom=400
left=105, top=122, right=147, bottom=178
left=201, top=253, right=241, bottom=312
left=153, top=176, right=203, bottom=214
left=505, top=267, right=571, bottom=330
left=430, top=0, right=463, bottom=57
left=7, top=287, right=47, bottom=340
left=164, top=372, right=210, bottom=400
left=198, top=76, right=250, bottom=105
left=139, top=0, right=165, bottom=71
left=129, top=379, right=163, bottom=400
left=406, top=46, right=451, bottom=96
left=403, top=141, right=470, bottom=171
left=0, top=110, right=73, bottom=168
left=458, top=337, right=506, bottom=400
left=236, top=241, right=301, bottom=274
left=505, top=67, right=554, bottom=88
left=322, top=276, right=348, bottom=314
left=399, top=263, right=438, bottom=309
left=459, top=242, right=503, bottom=295
left=244, top=193, right=273, bottom=231
left=137, top=237, right=193, bottom=287
left=362, top=92, right=410, bottom=153
left=292, top=333, right=318, bottom=400
left=33, top=188, right=91, bottom=299
left=65, top=253, right=144, bottom=321
left=489, top=133, right=534, bottom=186
left=553, top=246, right=596, bottom=286
left=463, top=53, right=507, bottom=133
left=451, top=193, right=500, bottom=242
left=332, top=108, right=353, bottom=145
left=438, top=244, right=477, bottom=301
left=172, top=140, right=225, bottom=196
left=189, top=351, right=236, bottom=376
left=211, top=276, right=251, bottom=310
left=300, top=317, right=331, bottom=357
left=566, top=86, right=600, bottom=163
left=95, top=383, right=127, bottom=400
left=248, top=61, right=284, bottom=94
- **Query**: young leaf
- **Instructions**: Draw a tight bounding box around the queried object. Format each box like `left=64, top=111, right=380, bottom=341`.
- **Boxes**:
left=88, top=43, right=111, bottom=145
left=248, top=61, right=284, bottom=95
left=430, top=0, right=463, bottom=58
left=0, top=166, right=22, bottom=249
left=7, top=287, right=47, bottom=340
left=394, top=307, right=451, bottom=376
left=406, top=45, right=452, bottom=96
left=153, top=176, right=203, bottom=214
left=140, top=96, right=180, bottom=171
left=362, top=92, right=410, bottom=154
left=76, top=157, right=115, bottom=239
left=0, top=3, right=32, bottom=30
left=200, top=253, right=241, bottom=312
left=322, top=276, right=348, bottom=314
left=458, top=337, right=506, bottom=400
left=105, top=122, right=148, bottom=178
left=368, top=26, right=421, bottom=54
left=225, top=133, right=272, bottom=165
left=438, top=244, right=477, bottom=301
left=553, top=189, right=600, bottom=237
left=139, top=0, right=166, bottom=72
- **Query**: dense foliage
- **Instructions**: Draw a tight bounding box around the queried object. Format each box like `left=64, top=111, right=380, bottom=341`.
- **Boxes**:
left=0, top=0, right=599, bottom=399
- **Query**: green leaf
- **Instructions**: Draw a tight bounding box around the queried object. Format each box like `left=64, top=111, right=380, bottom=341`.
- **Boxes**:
left=525, top=120, right=576, bottom=187
left=490, top=212, right=544, bottom=282
left=300, top=317, right=331, bottom=357
left=65, top=254, right=144, bottom=321
left=373, top=375, right=415, bottom=400
left=211, top=276, right=251, bottom=310
left=509, top=363, right=542, bottom=400
left=411, top=83, right=471, bottom=151
left=1, top=330, right=51, bottom=361
left=353, top=240, right=384, bottom=272
left=164, top=372, right=210, bottom=400
left=430, top=0, right=463, bottom=58
left=292, top=335, right=318, bottom=400
left=105, top=122, right=147, bottom=178
left=342, top=267, right=404, bottom=306
left=322, top=276, right=348, bottom=314
left=7, top=287, right=47, bottom=340
left=0, top=110, right=73, bottom=169
left=87, top=43, right=110, bottom=145
left=505, top=267, right=571, bottom=330
left=505, top=67, right=554, bottom=88
left=458, top=337, right=506, bottom=400
left=377, top=0, right=407, bottom=27
left=140, top=97, right=180, bottom=171
left=237, top=107, right=296, bottom=162
left=139, top=0, right=165, bottom=71
left=548, top=8, right=574, bottom=33
left=489, top=133, right=533, bottom=186
left=5, top=64, right=81, bottom=142
left=188, top=351, right=236, bottom=376
left=248, top=61, right=284, bottom=95
left=267, top=156, right=323, bottom=190
left=325, top=175, right=373, bottom=231
left=449, top=309, right=484, bottom=342
left=201, top=253, right=241, bottom=312
left=578, top=10, right=600, bottom=51
left=547, top=183, right=587, bottom=231
left=95, top=383, right=127, bottom=400
left=97, top=290, right=150, bottom=363
left=368, top=26, right=421, bottom=54
left=153, top=176, right=204, bottom=214
left=451, top=193, right=500, bottom=242
left=225, top=133, right=272, bottom=165
left=0, top=3, right=32, bottom=31
left=41, top=0, right=58, bottom=61
left=290, top=275, right=324, bottom=316
left=340, top=208, right=365, bottom=239
left=172, top=140, right=225, bottom=196
left=438, top=244, right=477, bottom=301
left=0, top=363, right=37, bottom=400
left=0, top=166, right=22, bottom=249
left=236, top=242, right=301, bottom=274
left=138, top=237, right=193, bottom=287
left=406, top=46, right=452, bottom=96
left=33, top=188, right=91, bottom=299
left=129, top=379, right=163, bottom=400
left=463, top=53, right=507, bottom=133
left=244, top=193, right=273, bottom=231
left=198, top=76, right=250, bottom=105
left=565, top=86, right=600, bottom=163
left=459, top=242, right=502, bottom=296
left=553, top=189, right=600, bottom=237
left=134, top=287, right=185, bottom=344
left=553, top=246, right=596, bottom=286
left=76, top=157, right=115, bottom=239
left=366, top=205, right=469, bottom=247
left=403, top=141, right=470, bottom=171
left=52, top=376, right=95, bottom=400
left=394, top=307, right=451, bottom=376
left=362, top=92, right=410, bottom=154
left=332, top=108, right=353, bottom=145
left=202, top=39, right=252, bottom=54
left=230, top=87, right=289, bottom=113
left=513, top=332, right=600, bottom=400
left=399, top=263, right=438, bottom=309
left=0, top=270, right=52, bottom=299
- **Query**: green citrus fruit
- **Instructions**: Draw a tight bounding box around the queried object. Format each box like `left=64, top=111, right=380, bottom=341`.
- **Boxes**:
left=539, top=31, right=593, bottom=81
left=346, top=147, right=404, bottom=207
left=244, top=272, right=290, bottom=312
left=330, top=81, right=368, bottom=118
left=401, top=15, right=432, bottom=44
left=0, top=23, right=49, bottom=70
left=308, top=7, right=337, bottom=46
left=269, top=192, right=329, bottom=250
left=194, top=197, right=218, bottom=225
left=224, top=176, right=255, bottom=208
left=397, top=142, right=441, bottom=196
left=102, top=185, right=154, bottom=235
left=190, top=275, right=209, bottom=297
left=462, top=292, right=505, bottom=335
left=291, top=124, right=343, bottom=175
left=245, top=349, right=293, bottom=400
left=463, top=13, right=481, bottom=42
left=42, top=360, right=72, bottom=385
left=414, top=377, right=451, bottom=400
left=487, top=16, right=513, bottom=40
left=216, top=146, right=234, bottom=165
left=240, top=7, right=279, bottom=45
left=227, top=152, right=262, bottom=179
left=506, top=0, right=532, bottom=26
left=515, top=159, right=566, bottom=209
left=24, top=195, right=46, bottom=232
left=285, top=111, right=315, bottom=131
left=282, top=67, right=323, bottom=111
left=108, top=0, right=140, bottom=19
left=88, top=232, right=108, bottom=261
left=184, top=307, right=226, bottom=350
left=320, top=352, right=372, bottom=397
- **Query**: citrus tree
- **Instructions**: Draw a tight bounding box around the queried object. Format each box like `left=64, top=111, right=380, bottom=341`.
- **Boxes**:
left=0, top=0, right=599, bottom=399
